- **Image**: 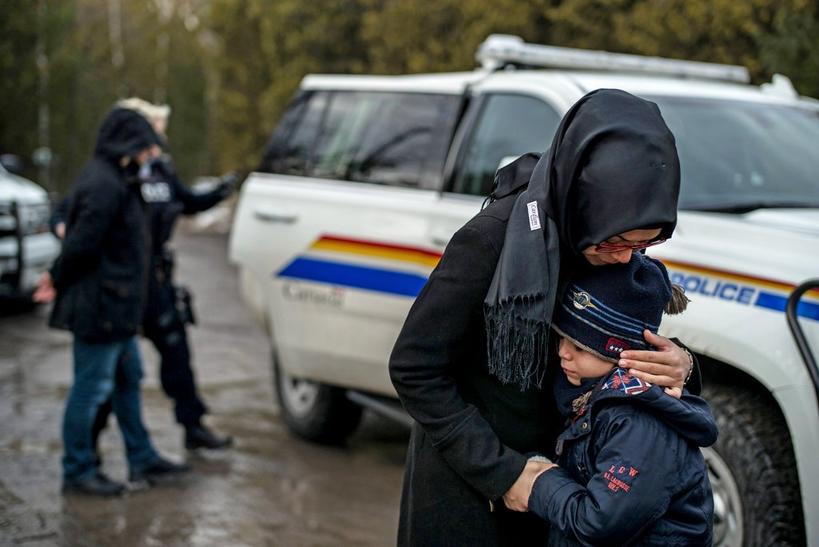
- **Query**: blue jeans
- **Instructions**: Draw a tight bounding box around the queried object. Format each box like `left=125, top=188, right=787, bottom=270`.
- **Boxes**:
left=62, top=336, right=158, bottom=481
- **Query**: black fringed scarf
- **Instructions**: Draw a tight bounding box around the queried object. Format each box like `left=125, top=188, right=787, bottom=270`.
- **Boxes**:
left=483, top=89, right=681, bottom=390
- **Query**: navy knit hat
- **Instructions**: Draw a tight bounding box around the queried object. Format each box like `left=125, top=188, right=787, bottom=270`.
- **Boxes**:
left=552, top=254, right=674, bottom=363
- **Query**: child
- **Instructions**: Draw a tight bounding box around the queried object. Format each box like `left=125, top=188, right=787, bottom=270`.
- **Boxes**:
left=528, top=253, right=717, bottom=546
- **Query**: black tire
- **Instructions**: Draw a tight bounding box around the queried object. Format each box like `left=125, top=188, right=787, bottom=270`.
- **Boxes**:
left=273, top=354, right=363, bottom=445
left=703, top=382, right=805, bottom=546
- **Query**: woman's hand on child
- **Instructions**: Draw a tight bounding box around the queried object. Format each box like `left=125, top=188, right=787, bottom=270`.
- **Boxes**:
left=664, top=386, right=683, bottom=398
left=618, top=330, right=691, bottom=396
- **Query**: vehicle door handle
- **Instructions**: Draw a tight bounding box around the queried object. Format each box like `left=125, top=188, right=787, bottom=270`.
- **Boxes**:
left=253, top=208, right=299, bottom=224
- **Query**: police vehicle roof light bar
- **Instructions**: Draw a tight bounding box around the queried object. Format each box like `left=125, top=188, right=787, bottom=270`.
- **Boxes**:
left=476, top=35, right=751, bottom=84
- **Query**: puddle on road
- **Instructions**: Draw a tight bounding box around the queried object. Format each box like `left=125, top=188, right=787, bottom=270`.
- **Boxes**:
left=1, top=359, right=407, bottom=545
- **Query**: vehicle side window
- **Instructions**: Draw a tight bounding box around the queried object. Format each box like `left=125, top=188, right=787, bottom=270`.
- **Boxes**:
left=309, top=91, right=459, bottom=189
left=259, top=91, right=330, bottom=175
left=452, top=94, right=561, bottom=196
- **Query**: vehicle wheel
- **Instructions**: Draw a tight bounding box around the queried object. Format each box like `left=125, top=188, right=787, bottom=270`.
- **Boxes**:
left=703, top=382, right=805, bottom=546
left=273, top=354, right=363, bottom=445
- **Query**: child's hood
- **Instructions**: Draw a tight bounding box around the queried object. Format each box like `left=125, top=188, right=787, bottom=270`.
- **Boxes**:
left=591, top=368, right=718, bottom=448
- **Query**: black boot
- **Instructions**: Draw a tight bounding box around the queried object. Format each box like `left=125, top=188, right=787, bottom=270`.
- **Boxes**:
left=62, top=472, right=125, bottom=497
left=185, top=424, right=233, bottom=450
left=129, top=456, right=190, bottom=484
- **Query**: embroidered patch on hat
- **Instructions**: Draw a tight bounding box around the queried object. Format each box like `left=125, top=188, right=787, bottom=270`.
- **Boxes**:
left=602, top=462, right=640, bottom=494
left=605, top=337, right=631, bottom=354
left=602, top=368, right=651, bottom=395
left=571, top=290, right=599, bottom=311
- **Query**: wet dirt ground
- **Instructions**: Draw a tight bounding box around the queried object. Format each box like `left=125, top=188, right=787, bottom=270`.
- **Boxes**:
left=0, top=232, right=408, bottom=546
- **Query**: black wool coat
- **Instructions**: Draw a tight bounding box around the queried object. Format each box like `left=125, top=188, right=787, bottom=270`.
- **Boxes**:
left=389, top=185, right=562, bottom=546
left=389, top=187, right=702, bottom=546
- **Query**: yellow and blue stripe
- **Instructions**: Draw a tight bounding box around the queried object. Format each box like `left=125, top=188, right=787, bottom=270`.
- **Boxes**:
left=664, top=259, right=819, bottom=322
left=276, top=238, right=819, bottom=322
left=276, top=235, right=441, bottom=297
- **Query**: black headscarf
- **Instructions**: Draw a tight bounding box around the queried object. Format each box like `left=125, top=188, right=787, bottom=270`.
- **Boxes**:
left=483, top=89, right=680, bottom=390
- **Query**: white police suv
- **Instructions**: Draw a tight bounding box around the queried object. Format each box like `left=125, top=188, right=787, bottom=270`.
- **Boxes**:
left=0, top=162, right=59, bottom=304
left=230, top=35, right=819, bottom=546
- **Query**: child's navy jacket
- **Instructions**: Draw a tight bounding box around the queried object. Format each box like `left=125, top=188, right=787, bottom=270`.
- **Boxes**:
left=529, top=368, right=718, bottom=546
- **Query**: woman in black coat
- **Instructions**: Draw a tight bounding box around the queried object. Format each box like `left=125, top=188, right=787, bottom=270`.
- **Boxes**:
left=389, top=89, right=699, bottom=546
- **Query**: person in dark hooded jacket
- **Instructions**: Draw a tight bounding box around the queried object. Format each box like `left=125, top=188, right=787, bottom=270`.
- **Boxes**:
left=38, top=108, right=188, bottom=496
left=526, top=252, right=716, bottom=546
left=51, top=98, right=236, bottom=451
left=389, top=89, right=703, bottom=545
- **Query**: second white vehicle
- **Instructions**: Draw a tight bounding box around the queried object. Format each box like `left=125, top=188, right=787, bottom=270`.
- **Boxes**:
left=0, top=161, right=59, bottom=305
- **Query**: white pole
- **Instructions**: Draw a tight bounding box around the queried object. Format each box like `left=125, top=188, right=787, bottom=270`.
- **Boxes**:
left=154, top=0, right=175, bottom=104
left=107, top=0, right=126, bottom=96
left=36, top=0, right=51, bottom=190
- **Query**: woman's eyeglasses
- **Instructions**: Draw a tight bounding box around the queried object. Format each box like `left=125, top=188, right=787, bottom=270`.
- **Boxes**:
left=594, top=238, right=666, bottom=253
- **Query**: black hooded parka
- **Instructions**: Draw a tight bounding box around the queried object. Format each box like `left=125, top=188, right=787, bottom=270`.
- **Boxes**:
left=389, top=90, right=699, bottom=546
left=49, top=108, right=160, bottom=342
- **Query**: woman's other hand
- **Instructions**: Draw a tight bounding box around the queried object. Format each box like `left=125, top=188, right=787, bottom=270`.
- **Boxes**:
left=503, top=459, right=556, bottom=512
left=619, top=330, right=692, bottom=398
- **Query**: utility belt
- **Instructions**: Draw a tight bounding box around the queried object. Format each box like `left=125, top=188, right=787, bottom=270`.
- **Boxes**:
left=151, top=248, right=196, bottom=327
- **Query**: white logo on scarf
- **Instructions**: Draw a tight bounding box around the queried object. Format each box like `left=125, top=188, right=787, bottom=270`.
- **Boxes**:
left=526, top=201, right=541, bottom=231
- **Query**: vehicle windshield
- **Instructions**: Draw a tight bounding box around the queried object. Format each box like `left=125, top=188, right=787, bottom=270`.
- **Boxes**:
left=648, top=96, right=819, bottom=212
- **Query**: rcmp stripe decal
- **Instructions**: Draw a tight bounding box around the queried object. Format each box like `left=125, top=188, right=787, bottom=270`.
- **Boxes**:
left=276, top=237, right=819, bottom=319
left=662, top=259, right=819, bottom=321
left=755, top=291, right=819, bottom=321
left=311, top=235, right=441, bottom=268
left=663, top=259, right=819, bottom=297
left=278, top=257, right=428, bottom=297
left=275, top=235, right=441, bottom=297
